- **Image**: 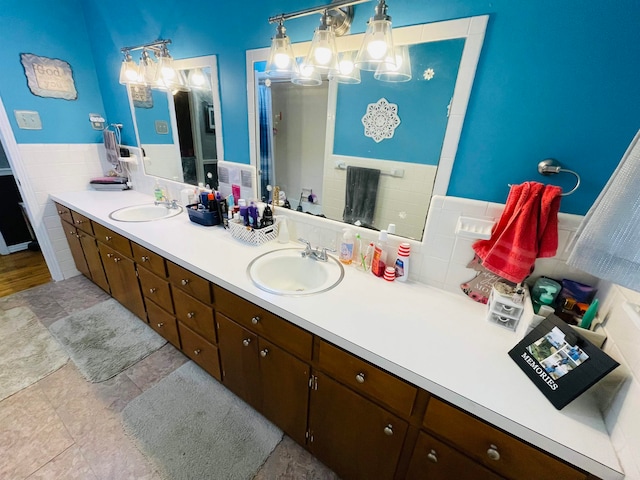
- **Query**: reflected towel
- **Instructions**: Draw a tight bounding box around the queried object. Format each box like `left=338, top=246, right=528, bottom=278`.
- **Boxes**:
left=343, top=166, right=381, bottom=227
left=472, top=182, right=562, bottom=283
left=567, top=129, right=640, bottom=291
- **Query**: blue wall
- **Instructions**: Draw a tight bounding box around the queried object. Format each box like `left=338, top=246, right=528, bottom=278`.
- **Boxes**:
left=1, top=0, right=639, bottom=217
left=0, top=1, right=106, bottom=144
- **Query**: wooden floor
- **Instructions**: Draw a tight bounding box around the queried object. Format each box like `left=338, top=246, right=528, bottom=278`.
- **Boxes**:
left=0, top=249, right=51, bottom=297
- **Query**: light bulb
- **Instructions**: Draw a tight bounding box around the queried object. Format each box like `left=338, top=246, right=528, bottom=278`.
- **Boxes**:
left=314, top=46, right=332, bottom=66
left=274, top=53, right=291, bottom=69
left=339, top=59, right=355, bottom=75
left=125, top=67, right=138, bottom=82
left=367, top=35, right=388, bottom=60
left=162, top=66, right=175, bottom=80
left=300, top=64, right=315, bottom=77
left=190, top=70, right=206, bottom=87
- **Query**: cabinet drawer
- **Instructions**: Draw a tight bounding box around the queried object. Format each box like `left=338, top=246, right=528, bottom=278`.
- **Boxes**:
left=93, top=223, right=133, bottom=258
left=70, top=211, right=93, bottom=235
left=406, top=431, right=503, bottom=480
left=172, top=287, right=216, bottom=343
left=179, top=323, right=221, bottom=381
left=167, top=261, right=212, bottom=304
left=54, top=202, right=73, bottom=224
left=318, top=341, right=417, bottom=417
left=138, top=267, right=174, bottom=313
left=424, top=398, right=586, bottom=480
left=146, top=300, right=180, bottom=349
left=214, top=286, right=312, bottom=361
left=132, top=243, right=167, bottom=277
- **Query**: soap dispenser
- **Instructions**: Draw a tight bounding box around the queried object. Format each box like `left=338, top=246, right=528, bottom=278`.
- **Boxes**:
left=339, top=228, right=355, bottom=265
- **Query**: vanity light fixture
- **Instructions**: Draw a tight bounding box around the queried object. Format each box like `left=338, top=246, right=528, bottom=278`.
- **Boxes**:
left=305, top=11, right=339, bottom=73
left=328, top=51, right=361, bottom=84
left=354, top=0, right=396, bottom=71
left=118, top=39, right=182, bottom=91
left=187, top=68, right=208, bottom=89
left=266, top=21, right=299, bottom=78
left=374, top=44, right=412, bottom=82
left=291, top=61, right=323, bottom=86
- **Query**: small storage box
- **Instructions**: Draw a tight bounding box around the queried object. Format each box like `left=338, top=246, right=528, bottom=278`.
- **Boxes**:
left=228, top=220, right=279, bottom=245
left=187, top=204, right=220, bottom=226
left=487, top=285, right=524, bottom=331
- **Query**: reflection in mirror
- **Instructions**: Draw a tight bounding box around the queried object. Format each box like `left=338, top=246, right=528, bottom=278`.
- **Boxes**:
left=247, top=16, right=488, bottom=241
left=127, top=55, right=224, bottom=187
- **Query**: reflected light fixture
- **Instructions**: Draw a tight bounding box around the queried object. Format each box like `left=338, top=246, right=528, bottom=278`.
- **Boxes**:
left=188, top=68, right=208, bottom=89
left=355, top=0, right=395, bottom=71
left=374, top=44, right=411, bottom=82
left=291, top=61, right=322, bottom=86
left=266, top=21, right=298, bottom=78
left=118, top=39, right=182, bottom=91
left=328, top=51, right=361, bottom=84
left=305, top=10, right=338, bottom=73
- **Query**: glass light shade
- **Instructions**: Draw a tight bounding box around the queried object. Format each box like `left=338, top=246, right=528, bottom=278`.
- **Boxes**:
left=266, top=35, right=298, bottom=78
left=188, top=68, right=208, bottom=89
left=305, top=28, right=338, bottom=73
left=354, top=18, right=395, bottom=71
left=328, top=51, right=361, bottom=84
left=138, top=51, right=157, bottom=85
left=374, top=45, right=412, bottom=82
left=118, top=54, right=139, bottom=85
left=153, top=53, right=186, bottom=90
left=291, top=62, right=322, bottom=86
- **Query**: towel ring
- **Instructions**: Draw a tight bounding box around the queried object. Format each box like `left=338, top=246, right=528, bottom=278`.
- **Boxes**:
left=537, top=159, right=581, bottom=196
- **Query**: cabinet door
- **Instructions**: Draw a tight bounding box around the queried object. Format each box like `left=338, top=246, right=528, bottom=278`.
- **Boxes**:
left=78, top=232, right=109, bottom=293
left=98, top=243, right=146, bottom=320
left=259, top=337, right=309, bottom=445
left=309, top=372, right=408, bottom=480
left=406, top=432, right=503, bottom=480
left=62, top=221, right=90, bottom=278
left=217, top=314, right=261, bottom=410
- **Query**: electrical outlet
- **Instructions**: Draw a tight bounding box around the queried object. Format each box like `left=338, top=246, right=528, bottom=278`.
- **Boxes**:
left=14, top=110, right=42, bottom=130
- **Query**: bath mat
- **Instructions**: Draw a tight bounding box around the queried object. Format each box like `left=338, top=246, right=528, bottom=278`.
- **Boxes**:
left=49, top=298, right=166, bottom=383
left=122, top=361, right=283, bottom=480
left=0, top=306, right=68, bottom=401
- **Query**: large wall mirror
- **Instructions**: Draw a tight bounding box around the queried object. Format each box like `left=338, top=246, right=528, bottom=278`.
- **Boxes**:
left=247, top=16, right=488, bottom=241
left=127, top=55, right=224, bottom=187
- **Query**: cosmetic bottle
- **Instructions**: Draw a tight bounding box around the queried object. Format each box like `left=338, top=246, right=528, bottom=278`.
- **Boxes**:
left=339, top=228, right=355, bottom=265
left=371, top=230, right=389, bottom=277
left=262, top=203, right=273, bottom=227
left=154, top=180, right=164, bottom=202
left=395, top=243, right=411, bottom=282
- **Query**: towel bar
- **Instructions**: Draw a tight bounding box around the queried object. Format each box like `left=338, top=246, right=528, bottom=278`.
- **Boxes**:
left=334, top=161, right=405, bottom=178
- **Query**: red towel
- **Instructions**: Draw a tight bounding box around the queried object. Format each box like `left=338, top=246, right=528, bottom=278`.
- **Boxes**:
left=472, top=182, right=562, bottom=283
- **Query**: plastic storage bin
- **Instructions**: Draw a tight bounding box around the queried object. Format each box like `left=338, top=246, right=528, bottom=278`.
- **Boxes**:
left=187, top=204, right=220, bottom=226
left=487, top=285, right=524, bottom=331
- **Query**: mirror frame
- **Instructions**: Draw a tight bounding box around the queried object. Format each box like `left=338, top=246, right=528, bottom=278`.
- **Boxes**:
left=127, top=54, right=224, bottom=185
left=246, top=15, right=488, bottom=241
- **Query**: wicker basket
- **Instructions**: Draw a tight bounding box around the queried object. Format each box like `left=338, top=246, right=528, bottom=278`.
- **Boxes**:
left=228, top=220, right=279, bottom=246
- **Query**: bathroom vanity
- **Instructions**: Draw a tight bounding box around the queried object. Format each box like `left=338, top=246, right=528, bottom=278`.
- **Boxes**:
left=52, top=190, right=623, bottom=480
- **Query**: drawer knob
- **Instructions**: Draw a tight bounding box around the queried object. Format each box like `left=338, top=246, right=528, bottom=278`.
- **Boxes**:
left=75, top=220, right=84, bottom=224
left=157, top=322, right=164, bottom=328
left=181, top=279, right=190, bottom=286
left=242, top=338, right=251, bottom=347
left=251, top=316, right=260, bottom=325
left=486, top=445, right=500, bottom=461
left=383, top=424, right=394, bottom=436
left=69, top=230, right=75, bottom=235
left=194, top=349, right=201, bottom=355
left=187, top=312, right=195, bottom=319
left=141, top=256, right=149, bottom=262
left=113, top=257, right=121, bottom=263
left=75, top=234, right=82, bottom=239
left=427, top=449, right=438, bottom=463
left=106, top=253, right=113, bottom=258
left=105, top=236, right=112, bottom=241
left=149, top=288, right=157, bottom=294
left=355, top=372, right=366, bottom=384
left=58, top=210, right=64, bottom=214
left=260, top=348, right=269, bottom=357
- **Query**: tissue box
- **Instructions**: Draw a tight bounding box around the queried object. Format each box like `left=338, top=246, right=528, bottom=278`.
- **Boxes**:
left=186, top=204, right=220, bottom=226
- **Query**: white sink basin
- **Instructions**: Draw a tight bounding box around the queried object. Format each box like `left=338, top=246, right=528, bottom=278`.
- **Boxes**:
left=248, top=248, right=344, bottom=296
left=109, top=204, right=183, bottom=222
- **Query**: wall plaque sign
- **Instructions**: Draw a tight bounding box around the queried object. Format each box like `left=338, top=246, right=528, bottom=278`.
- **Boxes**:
left=130, top=84, right=153, bottom=109
left=20, top=53, right=77, bottom=100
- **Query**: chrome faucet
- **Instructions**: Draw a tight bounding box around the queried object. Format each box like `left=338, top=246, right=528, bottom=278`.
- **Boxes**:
left=154, top=199, right=179, bottom=209
left=298, top=238, right=334, bottom=262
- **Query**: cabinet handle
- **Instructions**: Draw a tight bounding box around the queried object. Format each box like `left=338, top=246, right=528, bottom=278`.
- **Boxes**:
left=383, top=424, right=394, bottom=436
left=427, top=449, right=438, bottom=463
left=105, top=236, right=112, bottom=241
left=75, top=220, right=84, bottom=224
left=157, top=323, right=164, bottom=328
left=355, top=372, right=366, bottom=384
left=149, top=288, right=157, bottom=294
left=486, top=444, right=500, bottom=461
left=113, top=257, right=121, bottom=263
left=251, top=316, right=260, bottom=325
left=141, top=256, right=149, bottom=262
left=187, top=312, right=195, bottom=318
left=58, top=210, right=64, bottom=214
left=181, top=279, right=190, bottom=286
left=106, top=253, right=113, bottom=258
left=260, top=348, right=269, bottom=357
left=75, top=234, right=82, bottom=239
left=242, top=338, right=251, bottom=347
left=69, top=230, right=75, bottom=235
left=194, top=349, right=201, bottom=355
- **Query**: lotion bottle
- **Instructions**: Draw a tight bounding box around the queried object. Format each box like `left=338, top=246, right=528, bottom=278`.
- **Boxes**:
left=371, top=230, right=389, bottom=277
left=394, top=243, right=411, bottom=282
left=339, top=228, right=355, bottom=265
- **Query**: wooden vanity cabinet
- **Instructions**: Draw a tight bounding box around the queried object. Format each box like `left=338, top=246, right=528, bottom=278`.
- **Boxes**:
left=61, top=220, right=90, bottom=278
left=422, top=398, right=587, bottom=480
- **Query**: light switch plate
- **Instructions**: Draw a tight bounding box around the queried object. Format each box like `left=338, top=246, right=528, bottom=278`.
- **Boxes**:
left=155, top=120, right=169, bottom=134
left=14, top=110, right=42, bottom=130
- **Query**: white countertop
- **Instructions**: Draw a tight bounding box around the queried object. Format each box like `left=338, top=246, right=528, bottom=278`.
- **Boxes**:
left=52, top=189, right=623, bottom=480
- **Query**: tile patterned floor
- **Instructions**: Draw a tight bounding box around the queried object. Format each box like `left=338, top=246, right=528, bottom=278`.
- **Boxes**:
left=0, top=276, right=339, bottom=480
